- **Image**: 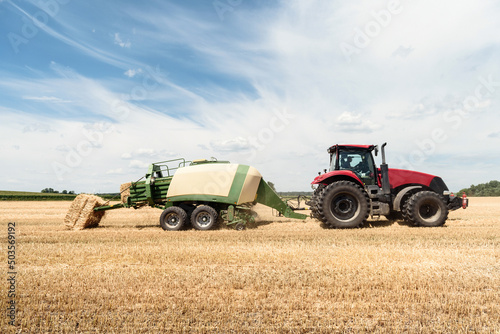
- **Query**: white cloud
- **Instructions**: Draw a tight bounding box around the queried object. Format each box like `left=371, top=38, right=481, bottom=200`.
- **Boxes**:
left=336, top=112, right=382, bottom=133
left=106, top=168, right=123, bottom=175
left=211, top=137, right=253, bottom=152
left=136, top=148, right=156, bottom=156
left=114, top=33, right=131, bottom=48
left=124, top=68, right=142, bottom=78
left=129, top=160, right=149, bottom=169
left=1, top=0, right=500, bottom=193
left=23, top=123, right=54, bottom=133
left=22, top=96, right=70, bottom=103
left=392, top=45, right=414, bottom=58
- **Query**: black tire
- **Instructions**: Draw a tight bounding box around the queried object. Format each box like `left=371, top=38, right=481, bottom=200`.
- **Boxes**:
left=191, top=205, right=218, bottom=231
left=159, top=206, right=187, bottom=231
left=309, top=185, right=325, bottom=219
left=317, top=181, right=370, bottom=228
left=406, top=191, right=448, bottom=227
left=179, top=203, right=195, bottom=227
left=235, top=222, right=246, bottom=231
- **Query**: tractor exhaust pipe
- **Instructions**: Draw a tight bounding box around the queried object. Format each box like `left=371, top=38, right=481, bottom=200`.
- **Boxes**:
left=380, top=143, right=391, bottom=196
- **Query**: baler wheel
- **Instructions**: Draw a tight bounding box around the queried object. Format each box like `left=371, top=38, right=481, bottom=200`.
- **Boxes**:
left=406, top=191, right=448, bottom=227
left=160, top=206, right=188, bottom=231
left=235, top=222, right=246, bottom=231
left=191, top=205, right=218, bottom=231
left=317, top=181, right=369, bottom=228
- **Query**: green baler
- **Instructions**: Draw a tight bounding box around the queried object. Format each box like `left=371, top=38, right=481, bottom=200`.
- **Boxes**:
left=94, top=158, right=307, bottom=230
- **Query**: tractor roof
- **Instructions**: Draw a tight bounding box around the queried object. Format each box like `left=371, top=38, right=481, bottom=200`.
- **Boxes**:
left=327, top=144, right=376, bottom=153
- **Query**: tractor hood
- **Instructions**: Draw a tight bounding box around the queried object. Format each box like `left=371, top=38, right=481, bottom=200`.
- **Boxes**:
left=387, top=168, right=449, bottom=193
left=312, top=168, right=449, bottom=195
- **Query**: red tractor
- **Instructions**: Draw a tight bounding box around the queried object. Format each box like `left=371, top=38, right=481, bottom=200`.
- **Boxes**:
left=308, top=143, right=468, bottom=228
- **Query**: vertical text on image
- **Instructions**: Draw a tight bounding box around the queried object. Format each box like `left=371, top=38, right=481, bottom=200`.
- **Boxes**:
left=7, top=222, right=17, bottom=326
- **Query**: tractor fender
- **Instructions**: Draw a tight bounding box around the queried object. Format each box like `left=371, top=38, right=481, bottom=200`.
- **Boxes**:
left=312, top=170, right=364, bottom=188
left=393, top=186, right=422, bottom=211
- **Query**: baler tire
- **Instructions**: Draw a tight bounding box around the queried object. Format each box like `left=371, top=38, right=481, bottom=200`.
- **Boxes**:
left=179, top=203, right=196, bottom=227
left=191, top=205, right=218, bottom=231
left=159, top=206, right=188, bottom=231
left=406, top=191, right=448, bottom=227
left=317, top=181, right=369, bottom=228
left=235, top=222, right=246, bottom=231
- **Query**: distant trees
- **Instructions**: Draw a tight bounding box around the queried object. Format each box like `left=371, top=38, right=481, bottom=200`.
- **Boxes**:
left=268, top=182, right=277, bottom=192
left=459, top=181, right=500, bottom=196
left=41, top=188, right=75, bottom=194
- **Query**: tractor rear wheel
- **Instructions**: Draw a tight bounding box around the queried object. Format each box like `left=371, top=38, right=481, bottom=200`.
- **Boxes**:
left=160, top=206, right=188, bottom=231
left=308, top=185, right=325, bottom=219
left=191, top=205, right=218, bottom=230
left=317, top=181, right=369, bottom=228
left=406, top=191, right=448, bottom=227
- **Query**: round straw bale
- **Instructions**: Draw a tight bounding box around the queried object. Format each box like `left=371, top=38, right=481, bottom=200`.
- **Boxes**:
left=64, top=194, right=107, bottom=230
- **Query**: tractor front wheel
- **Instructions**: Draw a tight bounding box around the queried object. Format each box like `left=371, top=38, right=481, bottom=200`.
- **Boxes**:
left=406, top=191, right=448, bottom=227
left=160, top=206, right=188, bottom=231
left=191, top=205, right=218, bottom=230
left=317, top=181, right=369, bottom=228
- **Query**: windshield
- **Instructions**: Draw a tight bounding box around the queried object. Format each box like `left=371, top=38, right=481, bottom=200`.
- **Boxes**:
left=330, top=149, right=376, bottom=185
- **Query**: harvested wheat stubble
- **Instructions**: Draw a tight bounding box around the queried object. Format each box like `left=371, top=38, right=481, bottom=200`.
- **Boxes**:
left=120, top=182, right=131, bottom=204
left=64, top=194, right=107, bottom=230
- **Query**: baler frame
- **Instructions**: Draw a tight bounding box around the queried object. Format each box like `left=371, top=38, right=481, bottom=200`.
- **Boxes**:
left=92, top=158, right=308, bottom=230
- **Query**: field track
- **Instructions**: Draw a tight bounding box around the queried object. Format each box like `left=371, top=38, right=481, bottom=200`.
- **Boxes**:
left=1, top=198, right=499, bottom=333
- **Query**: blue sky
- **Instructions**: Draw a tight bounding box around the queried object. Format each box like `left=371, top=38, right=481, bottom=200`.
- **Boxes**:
left=1, top=0, right=499, bottom=193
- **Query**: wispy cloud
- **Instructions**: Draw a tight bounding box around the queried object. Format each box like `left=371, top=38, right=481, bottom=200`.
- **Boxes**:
left=22, top=96, right=71, bottom=103
left=114, top=33, right=131, bottom=48
left=124, top=68, right=142, bottom=78
left=8, top=1, right=139, bottom=70
left=23, top=123, right=54, bottom=133
left=106, top=168, right=123, bottom=175
left=1, top=0, right=500, bottom=193
left=210, top=137, right=252, bottom=152
left=335, top=112, right=382, bottom=133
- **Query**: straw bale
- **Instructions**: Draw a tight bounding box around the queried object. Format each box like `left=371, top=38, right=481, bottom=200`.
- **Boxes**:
left=120, top=182, right=131, bottom=204
left=64, top=194, right=107, bottom=230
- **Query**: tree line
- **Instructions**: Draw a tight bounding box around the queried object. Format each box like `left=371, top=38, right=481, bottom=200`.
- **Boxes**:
left=459, top=180, right=500, bottom=197
left=41, top=188, right=75, bottom=194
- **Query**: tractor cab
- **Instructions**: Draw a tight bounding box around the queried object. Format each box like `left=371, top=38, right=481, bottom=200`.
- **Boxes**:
left=328, top=145, right=378, bottom=186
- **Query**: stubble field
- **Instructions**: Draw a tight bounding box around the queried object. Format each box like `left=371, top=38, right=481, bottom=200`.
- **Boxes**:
left=1, top=198, right=499, bottom=333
